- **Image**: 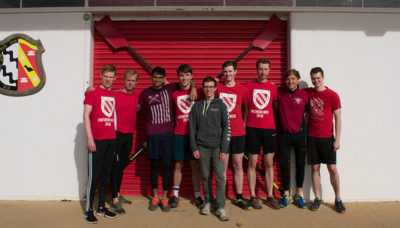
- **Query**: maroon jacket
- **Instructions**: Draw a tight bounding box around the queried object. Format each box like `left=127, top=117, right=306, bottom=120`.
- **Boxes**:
left=277, top=87, right=308, bottom=135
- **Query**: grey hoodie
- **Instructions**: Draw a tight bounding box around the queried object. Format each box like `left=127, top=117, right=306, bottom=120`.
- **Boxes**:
left=189, top=97, right=231, bottom=154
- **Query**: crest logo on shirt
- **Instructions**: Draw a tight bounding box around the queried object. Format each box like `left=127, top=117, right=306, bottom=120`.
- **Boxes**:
left=177, top=94, right=194, bottom=114
left=253, top=89, right=270, bottom=110
left=101, top=96, right=115, bottom=118
left=310, top=97, right=324, bottom=119
left=219, top=92, right=237, bottom=113
left=294, top=97, right=303, bottom=104
left=0, top=33, right=46, bottom=96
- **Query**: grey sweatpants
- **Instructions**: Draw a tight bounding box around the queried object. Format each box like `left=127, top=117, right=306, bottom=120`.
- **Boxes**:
left=198, top=145, right=226, bottom=209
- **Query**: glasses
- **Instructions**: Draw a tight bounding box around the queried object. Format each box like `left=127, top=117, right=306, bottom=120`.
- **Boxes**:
left=203, top=86, right=215, bottom=89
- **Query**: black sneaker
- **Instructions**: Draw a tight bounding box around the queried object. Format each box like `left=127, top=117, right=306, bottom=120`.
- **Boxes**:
left=335, top=199, right=346, bottom=213
left=96, top=207, right=117, bottom=218
left=310, top=198, right=322, bottom=211
left=168, top=196, right=179, bottom=208
left=84, top=209, right=98, bottom=224
left=110, top=201, right=126, bottom=215
left=118, top=195, right=132, bottom=205
left=234, top=199, right=253, bottom=211
left=194, top=196, right=205, bottom=209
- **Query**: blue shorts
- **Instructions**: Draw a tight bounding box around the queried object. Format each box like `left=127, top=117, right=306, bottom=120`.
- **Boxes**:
left=173, top=134, right=196, bottom=161
left=147, top=132, right=174, bottom=159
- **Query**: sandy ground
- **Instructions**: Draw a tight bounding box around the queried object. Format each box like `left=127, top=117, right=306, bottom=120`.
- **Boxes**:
left=1, top=196, right=399, bottom=228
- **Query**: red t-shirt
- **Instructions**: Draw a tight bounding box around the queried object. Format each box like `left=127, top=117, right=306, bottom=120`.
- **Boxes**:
left=305, top=87, right=341, bottom=138
left=172, top=88, right=199, bottom=135
left=84, top=87, right=116, bottom=140
left=217, top=82, right=249, bottom=136
left=115, top=91, right=139, bottom=134
left=245, top=81, right=278, bottom=129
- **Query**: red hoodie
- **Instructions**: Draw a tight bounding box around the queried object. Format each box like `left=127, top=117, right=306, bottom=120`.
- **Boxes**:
left=278, top=87, right=308, bottom=135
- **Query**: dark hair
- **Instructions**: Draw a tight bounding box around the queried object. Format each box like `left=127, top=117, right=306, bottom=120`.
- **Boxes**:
left=256, top=58, right=271, bottom=68
left=310, top=67, right=324, bottom=76
left=285, top=69, right=300, bottom=79
left=177, top=64, right=192, bottom=75
left=101, top=64, right=116, bottom=76
left=222, top=60, right=237, bottom=71
left=124, top=70, right=139, bottom=80
left=152, top=66, right=166, bottom=77
left=202, top=76, right=217, bottom=87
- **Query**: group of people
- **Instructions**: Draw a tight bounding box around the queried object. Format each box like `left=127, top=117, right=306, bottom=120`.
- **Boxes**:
left=83, top=58, right=346, bottom=224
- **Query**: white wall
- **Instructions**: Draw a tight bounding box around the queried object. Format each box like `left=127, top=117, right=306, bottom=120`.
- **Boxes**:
left=290, top=12, right=400, bottom=201
left=0, top=13, right=92, bottom=200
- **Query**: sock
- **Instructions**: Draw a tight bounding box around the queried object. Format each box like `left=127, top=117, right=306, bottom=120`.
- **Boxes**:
left=236, top=194, right=243, bottom=200
left=194, top=189, right=201, bottom=198
left=173, top=187, right=179, bottom=197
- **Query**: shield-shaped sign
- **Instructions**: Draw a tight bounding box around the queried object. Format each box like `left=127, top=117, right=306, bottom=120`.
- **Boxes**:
left=253, top=89, right=270, bottom=110
left=177, top=94, right=194, bottom=114
left=219, top=92, right=237, bottom=113
left=101, top=96, right=115, bottom=118
left=0, top=34, right=46, bottom=96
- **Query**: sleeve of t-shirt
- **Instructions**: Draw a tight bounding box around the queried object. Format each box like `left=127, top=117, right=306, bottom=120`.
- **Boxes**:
left=332, top=91, right=341, bottom=111
left=83, top=90, right=94, bottom=106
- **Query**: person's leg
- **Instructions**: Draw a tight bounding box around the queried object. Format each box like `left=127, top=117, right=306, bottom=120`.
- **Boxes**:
left=279, top=135, right=291, bottom=196
left=110, top=132, right=124, bottom=202
left=150, top=159, right=160, bottom=198
left=327, top=164, right=341, bottom=200
left=198, top=146, right=212, bottom=204
left=117, top=133, right=133, bottom=198
left=162, top=157, right=172, bottom=199
left=232, top=153, right=244, bottom=195
left=161, top=132, right=173, bottom=200
left=172, top=160, right=184, bottom=196
left=245, top=127, right=261, bottom=198
left=311, top=164, right=322, bottom=199
left=212, top=148, right=226, bottom=210
left=223, top=153, right=230, bottom=181
left=263, top=153, right=275, bottom=197
left=247, top=154, right=259, bottom=196
left=98, top=139, right=115, bottom=210
left=190, top=160, right=201, bottom=193
left=86, top=148, right=101, bottom=212
left=293, top=137, right=307, bottom=196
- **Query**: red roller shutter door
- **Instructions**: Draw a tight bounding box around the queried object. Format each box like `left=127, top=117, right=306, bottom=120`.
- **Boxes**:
left=93, top=20, right=287, bottom=197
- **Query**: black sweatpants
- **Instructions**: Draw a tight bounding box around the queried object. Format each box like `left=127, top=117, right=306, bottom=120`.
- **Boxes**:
left=86, top=139, right=115, bottom=211
left=279, top=134, right=307, bottom=191
left=150, top=158, right=171, bottom=191
left=110, top=131, right=133, bottom=199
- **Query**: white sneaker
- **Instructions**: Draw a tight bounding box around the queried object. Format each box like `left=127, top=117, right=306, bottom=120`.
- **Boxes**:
left=216, top=208, right=229, bottom=221
left=200, top=202, right=211, bottom=215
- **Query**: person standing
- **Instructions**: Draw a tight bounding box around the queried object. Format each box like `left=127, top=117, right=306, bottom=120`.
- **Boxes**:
left=169, top=64, right=203, bottom=208
left=190, top=76, right=230, bottom=221
left=217, top=60, right=252, bottom=210
left=277, top=69, right=308, bottom=208
left=245, top=58, right=280, bottom=210
left=109, top=70, right=140, bottom=214
left=305, top=67, right=346, bottom=213
left=83, top=64, right=118, bottom=223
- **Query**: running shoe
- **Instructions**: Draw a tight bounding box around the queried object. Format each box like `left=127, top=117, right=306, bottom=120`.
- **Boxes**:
left=168, top=196, right=179, bottom=208
left=216, top=208, right=229, bottom=221
left=118, top=195, right=132, bottom=205
left=294, top=194, right=306, bottom=209
left=266, top=197, right=280, bottom=210
left=310, top=198, right=322, bottom=211
left=250, top=196, right=262, bottom=209
left=96, top=207, right=117, bottom=218
left=110, top=201, right=126, bottom=215
left=335, top=199, right=346, bottom=213
left=160, top=198, right=171, bottom=212
left=280, top=195, right=293, bottom=208
left=148, top=197, right=159, bottom=211
left=234, top=199, right=253, bottom=211
left=84, top=209, right=98, bottom=224
left=194, top=196, right=205, bottom=209
left=200, top=202, right=211, bottom=215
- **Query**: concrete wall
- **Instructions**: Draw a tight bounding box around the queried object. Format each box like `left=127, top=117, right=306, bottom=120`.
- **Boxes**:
left=290, top=12, right=400, bottom=201
left=0, top=13, right=92, bottom=200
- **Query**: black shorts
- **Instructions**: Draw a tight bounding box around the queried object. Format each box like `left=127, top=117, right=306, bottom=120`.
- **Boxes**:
left=307, top=136, right=336, bottom=164
left=245, top=127, right=277, bottom=155
left=147, top=132, right=174, bottom=159
left=228, top=135, right=246, bottom=154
